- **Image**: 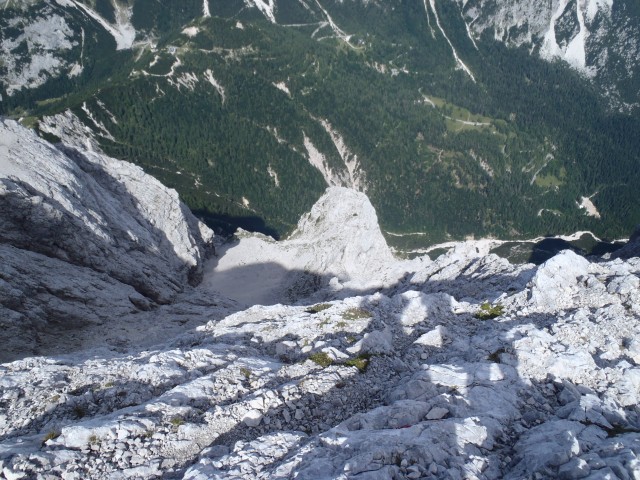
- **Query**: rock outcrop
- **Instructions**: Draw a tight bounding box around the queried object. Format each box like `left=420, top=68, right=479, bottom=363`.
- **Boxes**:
left=0, top=119, right=214, bottom=361
left=613, top=225, right=640, bottom=260
left=204, top=186, right=412, bottom=306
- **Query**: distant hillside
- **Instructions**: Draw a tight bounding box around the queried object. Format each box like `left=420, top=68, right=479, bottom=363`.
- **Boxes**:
left=2, top=0, right=640, bottom=245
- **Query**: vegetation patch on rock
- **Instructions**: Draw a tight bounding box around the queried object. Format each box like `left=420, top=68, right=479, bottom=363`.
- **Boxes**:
left=475, top=302, right=505, bottom=320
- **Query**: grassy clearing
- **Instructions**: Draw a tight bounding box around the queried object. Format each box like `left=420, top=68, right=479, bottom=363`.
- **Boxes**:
left=534, top=174, right=563, bottom=188
left=535, top=167, right=566, bottom=188
left=35, top=96, right=66, bottom=107
left=424, top=94, right=499, bottom=134
left=444, top=118, right=494, bottom=133
left=424, top=95, right=493, bottom=123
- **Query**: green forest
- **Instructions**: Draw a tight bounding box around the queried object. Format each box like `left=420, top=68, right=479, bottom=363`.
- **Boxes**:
left=2, top=0, right=639, bottom=246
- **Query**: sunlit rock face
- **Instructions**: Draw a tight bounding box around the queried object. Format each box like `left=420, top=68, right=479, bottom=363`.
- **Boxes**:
left=203, top=186, right=408, bottom=307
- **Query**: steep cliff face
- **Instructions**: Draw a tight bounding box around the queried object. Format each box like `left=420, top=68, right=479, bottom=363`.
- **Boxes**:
left=0, top=119, right=214, bottom=361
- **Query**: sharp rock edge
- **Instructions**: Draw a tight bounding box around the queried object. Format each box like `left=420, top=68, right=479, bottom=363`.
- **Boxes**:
left=1, top=120, right=640, bottom=480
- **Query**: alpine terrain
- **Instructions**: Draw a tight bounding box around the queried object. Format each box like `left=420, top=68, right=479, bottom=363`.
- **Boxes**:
left=2, top=118, right=640, bottom=479
left=2, top=1, right=640, bottom=479
left=1, top=0, right=640, bottom=247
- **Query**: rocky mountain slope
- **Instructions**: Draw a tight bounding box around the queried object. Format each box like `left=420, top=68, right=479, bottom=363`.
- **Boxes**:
left=2, top=120, right=640, bottom=479
left=0, top=118, right=216, bottom=362
left=235, top=0, right=640, bottom=109
left=457, top=0, right=640, bottom=110
left=3, top=0, right=637, bottom=106
left=3, top=0, right=640, bottom=245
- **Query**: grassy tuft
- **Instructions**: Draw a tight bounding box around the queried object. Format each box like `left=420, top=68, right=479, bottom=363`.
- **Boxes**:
left=344, top=354, right=371, bottom=373
left=170, top=416, right=184, bottom=427
left=342, top=308, right=372, bottom=321
left=474, top=302, right=504, bottom=320
left=308, top=352, right=333, bottom=368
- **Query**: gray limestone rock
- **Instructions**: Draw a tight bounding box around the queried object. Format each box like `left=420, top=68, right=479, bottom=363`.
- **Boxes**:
left=0, top=119, right=213, bottom=361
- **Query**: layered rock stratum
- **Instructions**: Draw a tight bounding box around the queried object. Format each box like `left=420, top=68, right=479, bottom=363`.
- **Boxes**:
left=1, top=119, right=640, bottom=479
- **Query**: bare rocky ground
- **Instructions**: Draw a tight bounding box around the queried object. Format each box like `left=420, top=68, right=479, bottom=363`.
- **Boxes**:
left=2, top=118, right=640, bottom=479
